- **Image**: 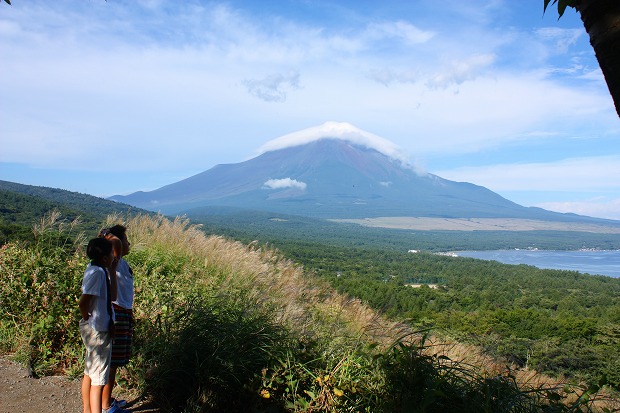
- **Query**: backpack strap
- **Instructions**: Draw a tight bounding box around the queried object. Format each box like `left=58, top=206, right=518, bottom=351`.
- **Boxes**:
left=91, top=263, right=113, bottom=323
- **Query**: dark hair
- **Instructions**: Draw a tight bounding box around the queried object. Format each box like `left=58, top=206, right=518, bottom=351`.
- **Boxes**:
left=108, top=224, right=127, bottom=239
left=86, top=237, right=113, bottom=261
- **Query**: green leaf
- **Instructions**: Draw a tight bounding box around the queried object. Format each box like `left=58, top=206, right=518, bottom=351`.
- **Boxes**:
left=303, top=390, right=316, bottom=400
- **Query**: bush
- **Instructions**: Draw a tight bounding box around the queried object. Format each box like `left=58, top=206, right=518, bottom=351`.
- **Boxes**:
left=138, top=295, right=291, bottom=412
left=0, top=215, right=86, bottom=376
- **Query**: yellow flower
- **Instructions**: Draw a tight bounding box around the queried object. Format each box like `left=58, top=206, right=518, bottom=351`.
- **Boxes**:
left=260, top=389, right=271, bottom=399
left=333, top=388, right=344, bottom=397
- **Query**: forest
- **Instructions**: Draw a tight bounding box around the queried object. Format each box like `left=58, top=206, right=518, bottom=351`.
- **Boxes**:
left=272, top=243, right=620, bottom=388
left=189, top=208, right=620, bottom=390
left=189, top=207, right=620, bottom=252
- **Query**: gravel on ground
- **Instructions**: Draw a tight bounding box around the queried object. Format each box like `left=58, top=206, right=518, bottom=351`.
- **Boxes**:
left=0, top=357, right=158, bottom=413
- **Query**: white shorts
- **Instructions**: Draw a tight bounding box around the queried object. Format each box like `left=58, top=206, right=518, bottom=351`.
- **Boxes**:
left=80, top=319, right=112, bottom=386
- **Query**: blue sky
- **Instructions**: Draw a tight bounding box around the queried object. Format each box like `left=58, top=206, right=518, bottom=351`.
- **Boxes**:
left=1, top=0, right=619, bottom=220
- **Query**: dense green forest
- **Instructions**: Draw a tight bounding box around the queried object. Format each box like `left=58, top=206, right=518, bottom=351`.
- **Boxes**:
left=273, top=244, right=620, bottom=388
left=0, top=181, right=147, bottom=244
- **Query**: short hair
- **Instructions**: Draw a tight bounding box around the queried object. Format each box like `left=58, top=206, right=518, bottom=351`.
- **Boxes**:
left=108, top=224, right=127, bottom=239
left=86, top=237, right=113, bottom=261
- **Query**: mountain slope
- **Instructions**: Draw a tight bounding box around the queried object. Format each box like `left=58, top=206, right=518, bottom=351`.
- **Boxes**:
left=110, top=138, right=612, bottom=223
left=0, top=180, right=149, bottom=238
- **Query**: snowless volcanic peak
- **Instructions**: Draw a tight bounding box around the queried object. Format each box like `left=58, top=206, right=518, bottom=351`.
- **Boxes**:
left=256, top=121, right=409, bottom=164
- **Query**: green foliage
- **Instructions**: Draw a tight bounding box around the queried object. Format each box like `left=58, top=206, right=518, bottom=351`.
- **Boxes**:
left=138, top=297, right=291, bottom=412
left=0, top=216, right=87, bottom=376
left=377, top=337, right=539, bottom=413
left=0, top=180, right=142, bottom=219
left=0, top=181, right=150, bottom=246
left=243, top=240, right=620, bottom=393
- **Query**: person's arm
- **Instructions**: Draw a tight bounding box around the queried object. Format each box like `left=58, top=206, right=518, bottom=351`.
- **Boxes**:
left=108, top=260, right=118, bottom=302
left=106, top=236, right=122, bottom=302
left=79, top=294, right=93, bottom=320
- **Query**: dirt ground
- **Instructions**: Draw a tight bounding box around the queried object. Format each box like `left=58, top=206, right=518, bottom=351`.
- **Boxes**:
left=0, top=358, right=159, bottom=413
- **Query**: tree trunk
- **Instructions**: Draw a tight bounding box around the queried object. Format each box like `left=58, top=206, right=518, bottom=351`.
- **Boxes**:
left=575, top=0, right=620, bottom=117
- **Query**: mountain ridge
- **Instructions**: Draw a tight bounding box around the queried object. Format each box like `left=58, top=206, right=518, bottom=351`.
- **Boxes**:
left=109, top=137, right=619, bottom=225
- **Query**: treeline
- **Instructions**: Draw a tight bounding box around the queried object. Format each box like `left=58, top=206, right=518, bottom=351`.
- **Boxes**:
left=0, top=181, right=148, bottom=244
left=0, top=180, right=139, bottom=217
left=189, top=207, right=620, bottom=251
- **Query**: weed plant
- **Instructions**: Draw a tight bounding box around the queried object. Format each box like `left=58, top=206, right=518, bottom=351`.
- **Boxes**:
left=0, top=212, right=617, bottom=412
left=0, top=211, right=86, bottom=375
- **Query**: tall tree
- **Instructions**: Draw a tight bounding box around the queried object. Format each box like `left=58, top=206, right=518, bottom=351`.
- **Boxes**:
left=546, top=0, right=620, bottom=117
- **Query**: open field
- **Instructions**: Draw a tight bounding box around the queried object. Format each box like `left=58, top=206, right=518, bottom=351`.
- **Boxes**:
left=333, top=217, right=620, bottom=233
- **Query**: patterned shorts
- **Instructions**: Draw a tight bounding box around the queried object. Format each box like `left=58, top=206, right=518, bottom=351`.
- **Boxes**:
left=111, top=305, right=133, bottom=367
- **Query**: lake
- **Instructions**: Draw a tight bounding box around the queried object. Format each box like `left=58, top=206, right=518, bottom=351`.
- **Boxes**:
left=454, top=249, right=620, bottom=278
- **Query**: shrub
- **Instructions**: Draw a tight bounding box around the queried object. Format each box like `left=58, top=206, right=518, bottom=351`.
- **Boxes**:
left=0, top=214, right=86, bottom=376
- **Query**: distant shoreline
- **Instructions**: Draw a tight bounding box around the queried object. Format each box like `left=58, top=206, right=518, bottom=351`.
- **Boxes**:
left=451, top=249, right=620, bottom=278
left=331, top=217, right=620, bottom=233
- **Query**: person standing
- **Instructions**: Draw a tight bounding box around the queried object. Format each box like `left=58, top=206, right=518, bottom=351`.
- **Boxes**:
left=100, top=225, right=134, bottom=413
left=79, top=237, right=117, bottom=413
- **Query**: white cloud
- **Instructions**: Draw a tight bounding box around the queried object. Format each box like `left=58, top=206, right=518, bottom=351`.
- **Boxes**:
left=426, top=53, right=496, bottom=89
left=256, top=121, right=413, bottom=166
left=435, top=156, right=620, bottom=220
left=365, top=21, right=435, bottom=45
left=537, top=198, right=620, bottom=221
left=535, top=27, right=583, bottom=54
left=368, top=67, right=419, bottom=86
left=243, top=71, right=301, bottom=102
left=435, top=156, right=620, bottom=192
left=263, top=178, right=307, bottom=190
left=1, top=0, right=618, bottom=214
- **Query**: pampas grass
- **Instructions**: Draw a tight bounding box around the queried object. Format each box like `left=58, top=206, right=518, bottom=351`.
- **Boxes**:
left=1, top=211, right=614, bottom=412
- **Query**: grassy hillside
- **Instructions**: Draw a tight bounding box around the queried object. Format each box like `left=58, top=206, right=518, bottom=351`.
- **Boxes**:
left=1, top=213, right=614, bottom=412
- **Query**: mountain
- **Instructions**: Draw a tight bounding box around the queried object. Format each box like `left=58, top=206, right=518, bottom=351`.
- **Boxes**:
left=0, top=180, right=151, bottom=243
left=109, top=127, right=612, bottom=223
left=0, top=180, right=144, bottom=218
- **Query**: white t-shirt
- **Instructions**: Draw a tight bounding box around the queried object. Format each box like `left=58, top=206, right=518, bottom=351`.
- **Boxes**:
left=114, top=258, right=134, bottom=309
left=81, top=263, right=112, bottom=332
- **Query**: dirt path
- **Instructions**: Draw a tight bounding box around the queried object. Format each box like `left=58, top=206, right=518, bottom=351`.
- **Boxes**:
left=0, top=358, right=159, bottom=413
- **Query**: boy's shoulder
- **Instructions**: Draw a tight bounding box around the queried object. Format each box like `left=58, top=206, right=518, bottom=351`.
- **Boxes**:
left=84, top=263, right=107, bottom=279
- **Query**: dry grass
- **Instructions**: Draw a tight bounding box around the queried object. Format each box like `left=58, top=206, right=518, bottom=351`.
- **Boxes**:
left=104, top=213, right=618, bottom=411
left=105, top=213, right=410, bottom=346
